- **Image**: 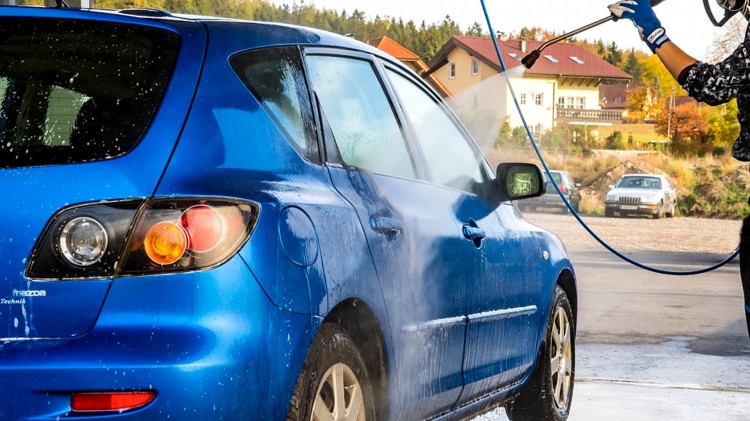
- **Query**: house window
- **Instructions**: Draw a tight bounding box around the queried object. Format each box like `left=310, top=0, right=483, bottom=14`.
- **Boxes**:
left=530, top=124, right=544, bottom=137
left=471, top=59, right=479, bottom=76
left=508, top=53, right=520, bottom=61
left=521, top=93, right=543, bottom=106
left=543, top=55, right=559, bottom=63
left=449, top=62, right=456, bottom=79
left=533, top=93, right=543, bottom=106
left=570, top=56, right=584, bottom=64
left=558, top=96, right=586, bottom=109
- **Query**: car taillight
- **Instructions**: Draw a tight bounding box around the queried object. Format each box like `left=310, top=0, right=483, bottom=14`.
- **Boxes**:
left=71, top=391, right=155, bottom=412
left=26, top=198, right=259, bottom=280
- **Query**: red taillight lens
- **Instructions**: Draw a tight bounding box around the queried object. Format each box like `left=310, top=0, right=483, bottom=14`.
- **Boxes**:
left=180, top=205, right=225, bottom=253
left=558, top=183, right=567, bottom=193
left=71, top=391, right=155, bottom=412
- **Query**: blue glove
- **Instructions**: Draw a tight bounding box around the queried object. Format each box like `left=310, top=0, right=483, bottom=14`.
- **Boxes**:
left=608, top=0, right=669, bottom=52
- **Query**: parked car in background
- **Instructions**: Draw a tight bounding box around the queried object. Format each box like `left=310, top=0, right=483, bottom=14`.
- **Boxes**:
left=518, top=170, right=581, bottom=213
left=604, top=174, right=677, bottom=219
left=0, top=6, right=578, bottom=421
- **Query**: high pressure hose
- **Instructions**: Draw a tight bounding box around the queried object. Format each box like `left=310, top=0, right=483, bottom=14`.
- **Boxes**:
left=479, top=0, right=739, bottom=275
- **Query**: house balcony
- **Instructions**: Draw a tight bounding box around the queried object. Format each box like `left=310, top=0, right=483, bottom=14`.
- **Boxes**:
left=555, top=106, right=624, bottom=124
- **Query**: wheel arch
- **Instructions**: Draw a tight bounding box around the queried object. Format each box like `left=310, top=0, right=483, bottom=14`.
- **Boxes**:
left=556, top=268, right=578, bottom=323
left=324, top=298, right=389, bottom=418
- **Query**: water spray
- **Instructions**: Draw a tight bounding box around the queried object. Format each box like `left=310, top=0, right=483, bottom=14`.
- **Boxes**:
left=521, top=0, right=667, bottom=69
left=479, top=0, right=739, bottom=275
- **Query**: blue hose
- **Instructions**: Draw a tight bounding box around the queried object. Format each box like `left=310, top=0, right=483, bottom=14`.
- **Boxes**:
left=479, top=0, right=739, bottom=275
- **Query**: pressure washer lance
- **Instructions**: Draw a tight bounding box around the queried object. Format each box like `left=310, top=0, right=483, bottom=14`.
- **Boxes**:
left=521, top=0, right=667, bottom=69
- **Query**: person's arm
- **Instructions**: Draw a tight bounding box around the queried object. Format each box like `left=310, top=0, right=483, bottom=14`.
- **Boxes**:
left=654, top=41, right=698, bottom=82
left=609, top=0, right=747, bottom=105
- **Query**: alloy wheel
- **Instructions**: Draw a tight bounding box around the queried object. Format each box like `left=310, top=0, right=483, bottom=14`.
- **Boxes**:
left=549, top=306, right=573, bottom=410
left=311, top=363, right=366, bottom=421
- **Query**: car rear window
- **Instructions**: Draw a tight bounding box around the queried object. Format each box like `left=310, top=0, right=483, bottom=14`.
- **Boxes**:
left=0, top=18, right=179, bottom=167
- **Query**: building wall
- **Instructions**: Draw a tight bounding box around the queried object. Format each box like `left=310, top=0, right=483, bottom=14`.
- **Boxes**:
left=440, top=49, right=509, bottom=149
left=435, top=45, right=607, bottom=145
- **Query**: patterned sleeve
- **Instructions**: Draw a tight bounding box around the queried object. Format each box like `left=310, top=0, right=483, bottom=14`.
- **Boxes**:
left=679, top=40, right=750, bottom=106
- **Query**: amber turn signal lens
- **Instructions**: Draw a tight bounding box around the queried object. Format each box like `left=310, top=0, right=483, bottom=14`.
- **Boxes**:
left=144, top=221, right=188, bottom=265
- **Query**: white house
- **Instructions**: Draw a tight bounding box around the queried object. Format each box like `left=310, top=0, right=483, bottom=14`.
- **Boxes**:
left=428, top=36, right=631, bottom=143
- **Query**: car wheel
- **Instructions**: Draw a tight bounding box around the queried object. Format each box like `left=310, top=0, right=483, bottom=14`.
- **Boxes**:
left=653, top=202, right=663, bottom=219
left=506, top=286, right=575, bottom=421
left=666, top=201, right=676, bottom=218
left=604, top=209, right=614, bottom=218
left=287, top=323, right=376, bottom=421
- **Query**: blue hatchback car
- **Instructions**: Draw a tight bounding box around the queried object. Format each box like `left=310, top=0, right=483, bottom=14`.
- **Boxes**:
left=0, top=5, right=577, bottom=420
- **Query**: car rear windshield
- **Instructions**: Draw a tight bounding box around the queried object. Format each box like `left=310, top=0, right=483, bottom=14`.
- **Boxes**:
left=0, top=18, right=179, bottom=167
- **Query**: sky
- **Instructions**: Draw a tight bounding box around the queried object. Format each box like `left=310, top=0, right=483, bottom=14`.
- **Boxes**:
left=268, top=0, right=742, bottom=62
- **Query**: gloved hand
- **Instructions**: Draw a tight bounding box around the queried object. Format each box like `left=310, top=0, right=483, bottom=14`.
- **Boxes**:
left=608, top=0, right=669, bottom=52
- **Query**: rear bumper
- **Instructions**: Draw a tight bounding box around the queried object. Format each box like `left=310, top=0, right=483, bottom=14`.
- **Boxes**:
left=0, top=258, right=313, bottom=420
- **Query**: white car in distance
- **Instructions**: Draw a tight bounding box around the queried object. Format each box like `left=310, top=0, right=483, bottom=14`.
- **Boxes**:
left=604, top=174, right=677, bottom=219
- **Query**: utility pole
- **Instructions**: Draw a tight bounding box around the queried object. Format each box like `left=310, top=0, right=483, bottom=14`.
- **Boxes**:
left=666, top=86, right=675, bottom=141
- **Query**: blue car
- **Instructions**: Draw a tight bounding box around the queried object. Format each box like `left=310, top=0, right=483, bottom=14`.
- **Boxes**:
left=0, top=5, right=577, bottom=420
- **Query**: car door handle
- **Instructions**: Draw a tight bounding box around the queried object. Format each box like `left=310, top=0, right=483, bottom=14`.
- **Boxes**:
left=370, top=215, right=402, bottom=235
left=462, top=220, right=485, bottom=248
left=462, top=225, right=485, bottom=240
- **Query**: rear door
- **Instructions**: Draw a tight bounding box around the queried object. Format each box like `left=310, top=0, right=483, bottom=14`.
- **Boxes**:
left=304, top=49, right=472, bottom=419
left=0, top=11, right=205, bottom=339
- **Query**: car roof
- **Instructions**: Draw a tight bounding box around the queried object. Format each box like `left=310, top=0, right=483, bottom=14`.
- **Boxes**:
left=621, top=174, right=664, bottom=178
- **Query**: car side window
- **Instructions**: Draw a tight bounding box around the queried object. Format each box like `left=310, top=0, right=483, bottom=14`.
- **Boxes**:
left=304, top=55, right=416, bottom=179
left=230, top=46, right=318, bottom=162
left=385, top=69, right=484, bottom=193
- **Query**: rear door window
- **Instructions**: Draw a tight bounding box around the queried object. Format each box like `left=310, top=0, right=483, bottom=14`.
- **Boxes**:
left=0, top=18, right=179, bottom=167
left=304, top=54, right=416, bottom=179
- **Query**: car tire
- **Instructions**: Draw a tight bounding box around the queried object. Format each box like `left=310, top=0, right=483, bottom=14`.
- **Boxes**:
left=653, top=203, right=663, bottom=219
left=666, top=201, right=676, bottom=218
left=287, top=323, right=376, bottom=421
left=604, top=209, right=614, bottom=218
left=505, top=286, right=575, bottom=421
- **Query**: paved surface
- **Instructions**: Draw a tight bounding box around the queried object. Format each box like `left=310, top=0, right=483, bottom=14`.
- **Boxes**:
left=471, top=212, right=750, bottom=420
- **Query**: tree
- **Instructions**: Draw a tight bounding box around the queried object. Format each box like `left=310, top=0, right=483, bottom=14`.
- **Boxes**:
left=604, top=41, right=623, bottom=66
left=655, top=103, right=709, bottom=156
left=622, top=49, right=643, bottom=84
left=605, top=131, right=624, bottom=150
left=704, top=100, right=740, bottom=154
left=466, top=22, right=484, bottom=37
left=626, top=84, right=654, bottom=123
left=709, top=15, right=748, bottom=61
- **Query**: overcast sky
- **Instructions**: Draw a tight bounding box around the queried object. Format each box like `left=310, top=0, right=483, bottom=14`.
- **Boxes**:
left=269, top=0, right=743, bottom=62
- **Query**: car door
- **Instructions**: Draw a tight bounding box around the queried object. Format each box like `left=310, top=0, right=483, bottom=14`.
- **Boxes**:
left=381, top=66, right=543, bottom=403
left=303, top=49, right=471, bottom=419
